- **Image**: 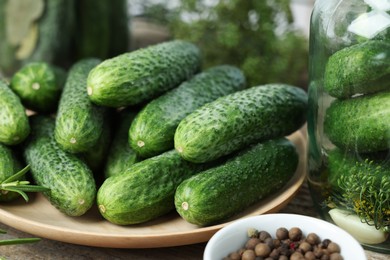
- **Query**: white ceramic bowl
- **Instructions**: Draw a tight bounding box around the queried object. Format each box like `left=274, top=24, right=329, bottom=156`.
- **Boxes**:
left=204, top=213, right=366, bottom=260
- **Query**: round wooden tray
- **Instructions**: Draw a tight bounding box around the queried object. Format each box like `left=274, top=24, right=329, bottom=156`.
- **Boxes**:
left=0, top=129, right=307, bottom=248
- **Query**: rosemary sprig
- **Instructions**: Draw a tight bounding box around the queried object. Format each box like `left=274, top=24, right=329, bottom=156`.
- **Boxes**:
left=0, top=165, right=50, bottom=202
left=0, top=165, right=48, bottom=246
left=0, top=228, right=41, bottom=246
left=0, top=237, right=41, bottom=246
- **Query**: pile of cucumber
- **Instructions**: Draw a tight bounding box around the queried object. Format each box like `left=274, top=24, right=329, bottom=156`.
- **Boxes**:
left=0, top=40, right=308, bottom=226
left=323, top=39, right=390, bottom=238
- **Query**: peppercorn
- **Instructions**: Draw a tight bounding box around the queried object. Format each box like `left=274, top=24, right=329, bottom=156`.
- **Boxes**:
left=255, top=243, right=271, bottom=257
left=288, top=227, right=302, bottom=241
left=298, top=241, right=312, bottom=253
left=276, top=227, right=289, bottom=240
left=224, top=227, right=343, bottom=260
left=321, top=239, right=331, bottom=248
left=290, top=251, right=304, bottom=260
left=305, top=251, right=316, bottom=260
left=241, top=249, right=256, bottom=260
left=259, top=230, right=271, bottom=241
left=327, top=242, right=341, bottom=254
left=245, top=237, right=261, bottom=250
left=306, top=233, right=320, bottom=245
left=330, top=253, right=343, bottom=260
left=228, top=251, right=241, bottom=260
left=264, top=237, right=274, bottom=250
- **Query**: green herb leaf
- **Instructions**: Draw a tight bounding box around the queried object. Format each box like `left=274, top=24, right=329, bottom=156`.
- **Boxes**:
left=0, top=164, right=50, bottom=202
left=0, top=237, right=41, bottom=246
left=1, top=165, right=30, bottom=184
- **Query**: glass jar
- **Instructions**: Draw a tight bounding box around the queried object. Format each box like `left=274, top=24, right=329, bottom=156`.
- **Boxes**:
left=307, top=0, right=390, bottom=253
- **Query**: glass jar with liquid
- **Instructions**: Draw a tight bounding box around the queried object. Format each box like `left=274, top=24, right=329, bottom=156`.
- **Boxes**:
left=307, top=0, right=390, bottom=253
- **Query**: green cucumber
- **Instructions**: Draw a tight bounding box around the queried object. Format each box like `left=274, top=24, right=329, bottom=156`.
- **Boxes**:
left=104, top=108, right=140, bottom=179
left=108, top=0, right=130, bottom=57
left=75, top=0, right=110, bottom=59
left=129, top=65, right=246, bottom=158
left=0, top=79, right=30, bottom=145
left=26, top=0, right=75, bottom=67
left=174, top=84, right=307, bottom=163
left=87, top=40, right=201, bottom=107
left=97, top=150, right=211, bottom=225
left=10, top=62, right=66, bottom=113
left=0, top=143, right=23, bottom=202
left=324, top=40, right=390, bottom=99
left=0, top=0, right=17, bottom=76
left=24, top=115, right=96, bottom=216
left=80, top=112, right=112, bottom=175
left=324, top=91, right=390, bottom=153
left=75, top=0, right=129, bottom=59
left=55, top=58, right=106, bottom=153
left=175, top=138, right=298, bottom=226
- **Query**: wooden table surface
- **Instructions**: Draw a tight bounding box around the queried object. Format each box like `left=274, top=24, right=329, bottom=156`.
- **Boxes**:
left=0, top=181, right=388, bottom=260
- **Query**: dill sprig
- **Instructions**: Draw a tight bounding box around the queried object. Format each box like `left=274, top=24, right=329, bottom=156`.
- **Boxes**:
left=327, top=150, right=390, bottom=232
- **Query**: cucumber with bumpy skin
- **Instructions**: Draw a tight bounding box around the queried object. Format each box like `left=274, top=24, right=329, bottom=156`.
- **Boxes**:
left=324, top=40, right=390, bottom=99
left=10, top=62, right=66, bottom=113
left=0, top=79, right=30, bottom=145
left=175, top=138, right=298, bottom=226
left=87, top=40, right=201, bottom=107
left=97, top=150, right=211, bottom=225
left=174, top=84, right=307, bottom=163
left=0, top=143, right=23, bottom=202
left=104, top=108, right=140, bottom=178
left=80, top=112, right=112, bottom=176
left=24, top=115, right=96, bottom=216
left=26, top=0, right=75, bottom=67
left=324, top=91, right=390, bottom=153
left=75, top=0, right=110, bottom=59
left=55, top=58, right=106, bottom=153
left=129, top=65, right=246, bottom=158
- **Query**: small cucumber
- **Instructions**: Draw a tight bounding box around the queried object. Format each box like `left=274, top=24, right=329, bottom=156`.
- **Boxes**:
left=97, top=150, right=211, bottom=225
left=104, top=108, right=140, bottom=178
left=75, top=0, right=110, bottom=59
left=324, top=40, right=390, bottom=99
left=55, top=58, right=107, bottom=153
left=87, top=40, right=201, bottom=107
left=174, top=84, right=307, bottom=163
left=129, top=65, right=246, bottom=158
left=26, top=0, right=75, bottom=67
left=108, top=0, right=130, bottom=57
left=324, top=91, right=390, bottom=153
left=80, top=112, right=112, bottom=177
left=10, top=62, right=66, bottom=113
left=75, top=0, right=129, bottom=59
left=175, top=138, right=298, bottom=226
left=0, top=0, right=17, bottom=76
left=0, top=143, right=23, bottom=202
left=0, top=79, right=30, bottom=145
left=24, top=115, right=96, bottom=216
